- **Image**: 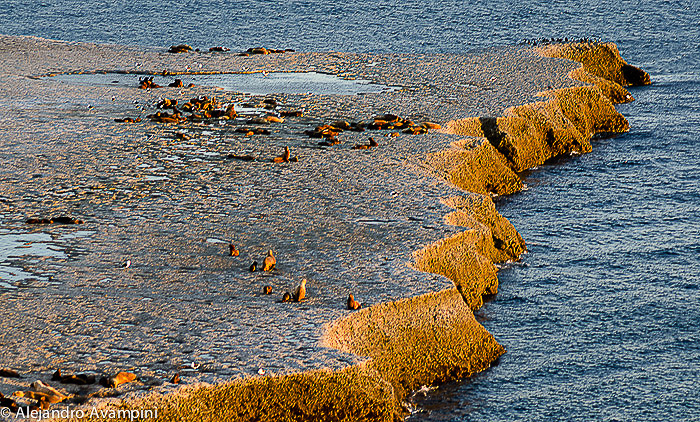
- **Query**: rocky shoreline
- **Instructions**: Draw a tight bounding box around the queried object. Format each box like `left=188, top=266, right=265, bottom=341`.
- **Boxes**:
left=0, top=35, right=647, bottom=421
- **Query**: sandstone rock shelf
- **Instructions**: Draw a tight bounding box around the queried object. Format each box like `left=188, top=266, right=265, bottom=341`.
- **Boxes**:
left=0, top=35, right=647, bottom=421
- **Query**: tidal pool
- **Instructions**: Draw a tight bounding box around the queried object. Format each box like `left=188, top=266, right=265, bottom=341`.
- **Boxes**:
left=47, top=71, right=398, bottom=95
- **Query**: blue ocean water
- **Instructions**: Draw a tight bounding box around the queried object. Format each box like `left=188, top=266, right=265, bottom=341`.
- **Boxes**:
left=2, top=1, right=699, bottom=420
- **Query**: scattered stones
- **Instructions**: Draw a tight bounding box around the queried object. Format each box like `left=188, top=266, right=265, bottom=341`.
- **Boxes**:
left=262, top=250, right=276, bottom=271
left=168, top=79, right=184, bottom=88
left=347, top=294, right=362, bottom=310
left=208, top=46, right=230, bottom=52
left=170, top=373, right=181, bottom=384
left=168, top=44, right=193, bottom=54
left=99, top=371, right=137, bottom=388
left=26, top=216, right=83, bottom=225
left=0, top=368, right=20, bottom=378
left=292, top=279, right=307, bottom=302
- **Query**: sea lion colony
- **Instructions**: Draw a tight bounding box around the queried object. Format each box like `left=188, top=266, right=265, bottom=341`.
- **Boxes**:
left=1, top=39, right=456, bottom=419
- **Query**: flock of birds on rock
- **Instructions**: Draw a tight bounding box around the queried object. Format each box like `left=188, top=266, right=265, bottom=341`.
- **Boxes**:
left=519, top=37, right=602, bottom=46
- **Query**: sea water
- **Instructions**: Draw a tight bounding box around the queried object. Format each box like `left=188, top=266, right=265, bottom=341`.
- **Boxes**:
left=1, top=0, right=699, bottom=420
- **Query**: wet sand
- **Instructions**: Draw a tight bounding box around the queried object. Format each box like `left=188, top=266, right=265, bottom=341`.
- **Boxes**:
left=0, top=35, right=626, bottom=419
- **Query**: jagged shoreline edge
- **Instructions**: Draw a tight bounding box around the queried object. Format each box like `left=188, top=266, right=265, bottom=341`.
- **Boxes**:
left=54, top=42, right=650, bottom=422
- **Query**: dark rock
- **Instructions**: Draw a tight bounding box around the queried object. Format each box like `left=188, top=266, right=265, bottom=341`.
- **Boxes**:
left=621, top=64, right=651, bottom=86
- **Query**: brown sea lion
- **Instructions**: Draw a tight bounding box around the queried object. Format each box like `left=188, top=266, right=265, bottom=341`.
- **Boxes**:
left=292, top=279, right=307, bottom=302
left=263, top=285, right=273, bottom=295
left=273, top=147, right=291, bottom=163
left=420, top=121, right=442, bottom=130
left=347, top=294, right=361, bottom=310
left=263, top=250, right=276, bottom=271
left=25, top=381, right=69, bottom=404
left=250, top=261, right=258, bottom=272
left=264, top=115, right=284, bottom=123
left=100, top=371, right=137, bottom=388
left=0, top=395, right=19, bottom=413
left=0, top=368, right=20, bottom=378
left=281, top=292, right=292, bottom=302
left=229, top=244, right=239, bottom=256
left=168, top=44, right=193, bottom=54
left=227, top=154, right=257, bottom=161
left=170, top=373, right=181, bottom=384
left=279, top=110, right=303, bottom=117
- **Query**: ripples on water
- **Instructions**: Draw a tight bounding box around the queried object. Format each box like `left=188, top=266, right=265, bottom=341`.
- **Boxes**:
left=2, top=0, right=699, bottom=420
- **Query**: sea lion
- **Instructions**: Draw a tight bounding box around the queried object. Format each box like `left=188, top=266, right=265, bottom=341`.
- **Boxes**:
left=52, top=369, right=95, bottom=385
left=420, top=121, right=442, bottom=130
left=264, top=115, right=284, bottom=123
left=273, top=147, right=291, bottom=163
left=168, top=44, right=193, bottom=54
left=293, top=279, right=307, bottom=302
left=281, top=292, right=292, bottom=302
left=99, top=371, right=137, bottom=388
left=225, top=104, right=237, bottom=119
left=0, top=368, right=20, bottom=378
left=263, top=250, right=276, bottom=271
left=227, top=154, right=257, bottom=161
left=352, top=137, right=377, bottom=150
left=318, top=138, right=341, bottom=147
left=52, top=216, right=83, bottom=224
left=263, top=285, right=272, bottom=295
left=208, top=46, right=230, bottom=52
left=347, top=294, right=361, bottom=310
left=250, top=261, right=258, bottom=272
left=229, top=244, right=239, bottom=256
left=114, top=117, right=141, bottom=123
left=0, top=395, right=19, bottom=413
left=170, top=373, right=181, bottom=384
left=279, top=110, right=303, bottom=117
left=27, top=380, right=69, bottom=403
